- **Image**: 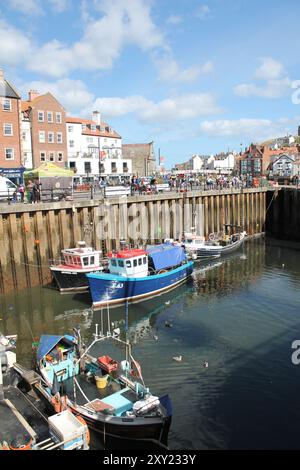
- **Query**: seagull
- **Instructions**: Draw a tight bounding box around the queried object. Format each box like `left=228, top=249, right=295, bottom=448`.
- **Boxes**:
left=153, top=334, right=158, bottom=341
left=282, top=264, right=285, bottom=268
left=165, top=320, right=173, bottom=328
left=203, top=361, right=208, bottom=368
left=165, top=301, right=171, bottom=306
left=173, top=355, right=182, bottom=362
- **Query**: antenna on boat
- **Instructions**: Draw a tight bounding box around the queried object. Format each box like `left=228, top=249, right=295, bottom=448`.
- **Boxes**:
left=125, top=300, right=129, bottom=378
left=100, top=308, right=103, bottom=337
left=106, top=292, right=111, bottom=336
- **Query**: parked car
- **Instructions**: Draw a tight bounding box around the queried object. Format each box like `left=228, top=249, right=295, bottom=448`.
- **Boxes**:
left=0, top=177, right=17, bottom=200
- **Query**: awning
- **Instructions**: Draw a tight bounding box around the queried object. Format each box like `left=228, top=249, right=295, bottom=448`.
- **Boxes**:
left=37, top=334, right=75, bottom=361
left=146, top=243, right=186, bottom=270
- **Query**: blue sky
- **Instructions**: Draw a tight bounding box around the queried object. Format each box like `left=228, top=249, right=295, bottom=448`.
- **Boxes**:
left=1, top=0, right=300, bottom=168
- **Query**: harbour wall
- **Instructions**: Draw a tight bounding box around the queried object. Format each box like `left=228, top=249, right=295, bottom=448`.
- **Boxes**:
left=265, top=187, right=300, bottom=241
left=0, top=188, right=267, bottom=293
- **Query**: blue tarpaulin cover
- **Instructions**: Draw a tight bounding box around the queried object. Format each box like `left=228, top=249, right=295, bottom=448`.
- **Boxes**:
left=37, top=334, right=75, bottom=361
left=146, top=243, right=186, bottom=270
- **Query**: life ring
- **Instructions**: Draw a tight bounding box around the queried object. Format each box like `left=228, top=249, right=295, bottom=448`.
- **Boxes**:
left=75, top=415, right=90, bottom=446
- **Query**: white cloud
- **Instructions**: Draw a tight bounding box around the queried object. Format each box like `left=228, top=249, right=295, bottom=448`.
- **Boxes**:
left=0, top=20, right=31, bottom=65
left=7, top=0, right=44, bottom=15
left=166, top=15, right=183, bottom=25
left=234, top=57, right=293, bottom=99
left=195, top=5, right=211, bottom=19
left=254, top=57, right=284, bottom=80
left=21, top=79, right=94, bottom=113
left=154, top=54, right=213, bottom=83
left=27, top=0, right=164, bottom=77
left=91, top=93, right=221, bottom=123
left=199, top=117, right=299, bottom=141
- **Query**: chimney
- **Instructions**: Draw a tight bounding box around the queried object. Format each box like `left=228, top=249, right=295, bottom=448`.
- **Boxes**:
left=28, top=90, right=39, bottom=102
left=0, top=68, right=4, bottom=80
left=92, top=110, right=101, bottom=126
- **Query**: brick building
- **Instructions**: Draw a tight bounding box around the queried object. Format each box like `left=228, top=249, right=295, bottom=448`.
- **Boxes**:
left=21, top=91, right=68, bottom=168
left=0, top=69, right=23, bottom=182
left=122, top=142, right=156, bottom=176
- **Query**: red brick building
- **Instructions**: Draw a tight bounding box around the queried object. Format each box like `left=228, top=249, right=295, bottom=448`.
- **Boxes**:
left=0, top=69, right=23, bottom=182
left=22, top=91, right=68, bottom=168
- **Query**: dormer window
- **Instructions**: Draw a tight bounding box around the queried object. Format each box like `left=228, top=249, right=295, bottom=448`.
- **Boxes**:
left=82, top=124, right=86, bottom=131
left=91, top=125, right=96, bottom=132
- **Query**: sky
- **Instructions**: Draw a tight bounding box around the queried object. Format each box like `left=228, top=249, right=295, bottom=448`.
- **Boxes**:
left=1, top=0, right=300, bottom=168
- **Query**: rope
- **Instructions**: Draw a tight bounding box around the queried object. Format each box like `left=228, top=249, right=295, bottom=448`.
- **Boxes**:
left=265, top=189, right=278, bottom=215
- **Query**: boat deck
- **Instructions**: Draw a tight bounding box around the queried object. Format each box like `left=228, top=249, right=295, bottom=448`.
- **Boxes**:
left=0, top=386, right=49, bottom=446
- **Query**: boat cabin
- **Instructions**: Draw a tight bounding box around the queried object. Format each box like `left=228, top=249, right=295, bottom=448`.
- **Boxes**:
left=61, top=241, right=102, bottom=270
left=108, top=249, right=148, bottom=278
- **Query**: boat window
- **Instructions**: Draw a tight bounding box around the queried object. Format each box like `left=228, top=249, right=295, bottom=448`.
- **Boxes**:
left=75, top=257, right=81, bottom=265
left=143, top=257, right=147, bottom=264
left=111, top=259, right=117, bottom=266
left=133, top=259, right=137, bottom=267
left=118, top=260, right=124, bottom=267
left=138, top=258, right=142, bottom=266
left=90, top=256, right=95, bottom=265
left=83, top=257, right=89, bottom=266
left=126, top=260, right=131, bottom=268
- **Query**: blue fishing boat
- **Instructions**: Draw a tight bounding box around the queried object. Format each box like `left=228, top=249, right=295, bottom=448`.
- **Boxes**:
left=87, top=243, right=194, bottom=308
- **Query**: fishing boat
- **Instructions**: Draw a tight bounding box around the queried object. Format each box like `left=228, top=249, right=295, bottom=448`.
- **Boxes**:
left=50, top=241, right=103, bottom=292
left=34, top=327, right=172, bottom=447
left=182, top=225, right=246, bottom=259
left=87, top=242, right=193, bottom=308
left=0, top=332, right=89, bottom=450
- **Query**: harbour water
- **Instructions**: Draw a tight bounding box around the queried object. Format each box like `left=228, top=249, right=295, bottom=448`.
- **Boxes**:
left=1, top=237, right=300, bottom=449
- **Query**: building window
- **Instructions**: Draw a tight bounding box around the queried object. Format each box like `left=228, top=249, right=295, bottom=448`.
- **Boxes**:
left=38, top=111, right=44, bottom=122
left=48, top=132, right=54, bottom=143
left=91, top=125, right=96, bottom=132
left=111, top=162, right=117, bottom=173
left=57, top=132, right=63, bottom=144
left=68, top=125, right=73, bottom=132
left=47, top=111, right=53, bottom=123
left=87, top=137, right=93, bottom=143
left=40, top=152, right=46, bottom=162
left=123, top=162, right=128, bottom=172
left=70, top=161, right=76, bottom=170
left=3, top=123, right=13, bottom=136
left=82, top=124, right=86, bottom=131
left=115, top=139, right=118, bottom=144
left=57, top=152, right=63, bottom=162
left=104, top=138, right=107, bottom=143
left=69, top=140, right=74, bottom=148
left=22, top=131, right=26, bottom=140
left=39, top=131, right=45, bottom=143
left=84, top=162, right=91, bottom=173
left=2, top=98, right=11, bottom=111
left=56, top=112, right=62, bottom=124
left=5, top=148, right=14, bottom=160
left=49, top=152, right=55, bottom=162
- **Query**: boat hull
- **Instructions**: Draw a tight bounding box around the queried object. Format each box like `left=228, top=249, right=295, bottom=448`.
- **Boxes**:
left=87, top=262, right=194, bottom=308
left=50, top=267, right=101, bottom=292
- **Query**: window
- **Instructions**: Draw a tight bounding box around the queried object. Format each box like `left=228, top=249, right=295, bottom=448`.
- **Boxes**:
left=38, top=111, right=44, bottom=122
left=48, top=132, right=54, bottom=143
left=3, top=123, right=13, bottom=136
left=133, top=259, right=137, bottom=267
left=69, top=140, right=74, bottom=148
left=118, top=260, right=124, bottom=267
left=104, top=138, right=107, bottom=143
left=84, top=162, right=91, bottom=173
left=91, top=125, right=96, bottom=132
left=138, top=258, right=142, bottom=266
left=56, top=112, right=62, bottom=124
left=126, top=260, right=131, bottom=267
left=57, top=132, right=63, bottom=144
left=22, top=131, right=26, bottom=140
left=40, top=152, right=46, bottom=162
left=87, top=137, right=93, bottom=143
left=111, top=259, right=117, bottom=266
left=83, top=257, right=89, bottom=266
left=90, top=256, right=95, bottom=265
left=5, top=148, right=14, bottom=160
left=68, top=125, right=73, bottom=132
left=123, top=162, right=128, bottom=172
left=143, top=257, right=147, bottom=264
left=3, top=98, right=11, bottom=111
left=39, top=131, right=45, bottom=143
left=115, top=139, right=118, bottom=144
left=82, top=124, right=86, bottom=131
left=49, top=152, right=55, bottom=162
left=69, top=162, right=76, bottom=170
left=57, top=152, right=63, bottom=162
left=47, top=111, right=53, bottom=123
left=111, top=162, right=117, bottom=172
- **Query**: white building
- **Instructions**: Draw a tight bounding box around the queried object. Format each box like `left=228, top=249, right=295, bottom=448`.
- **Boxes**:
left=66, top=111, right=132, bottom=180
left=20, top=103, right=33, bottom=169
left=212, top=153, right=235, bottom=172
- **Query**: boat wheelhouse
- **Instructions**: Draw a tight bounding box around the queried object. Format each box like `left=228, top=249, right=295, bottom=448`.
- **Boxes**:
left=87, top=243, right=193, bottom=308
left=50, top=241, right=103, bottom=292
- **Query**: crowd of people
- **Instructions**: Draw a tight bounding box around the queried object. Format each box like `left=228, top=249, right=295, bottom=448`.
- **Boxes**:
left=11, top=179, right=41, bottom=203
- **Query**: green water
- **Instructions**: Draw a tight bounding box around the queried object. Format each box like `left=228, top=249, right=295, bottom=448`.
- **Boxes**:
left=1, top=238, right=300, bottom=449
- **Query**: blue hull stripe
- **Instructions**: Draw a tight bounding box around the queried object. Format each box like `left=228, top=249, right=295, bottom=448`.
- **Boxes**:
left=87, top=261, right=194, bottom=307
